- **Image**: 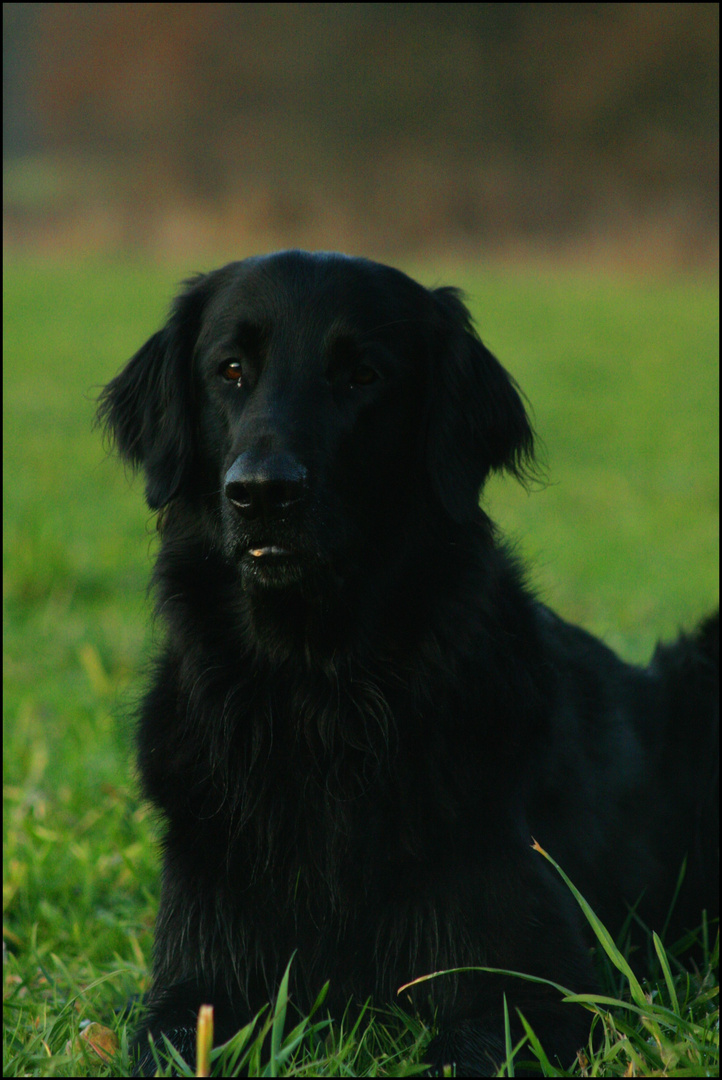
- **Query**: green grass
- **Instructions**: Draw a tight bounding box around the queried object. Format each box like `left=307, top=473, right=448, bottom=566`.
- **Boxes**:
left=3, top=259, right=718, bottom=1076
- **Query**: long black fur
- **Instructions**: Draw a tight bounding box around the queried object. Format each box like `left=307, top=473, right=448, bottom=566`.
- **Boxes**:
left=98, top=251, right=718, bottom=1075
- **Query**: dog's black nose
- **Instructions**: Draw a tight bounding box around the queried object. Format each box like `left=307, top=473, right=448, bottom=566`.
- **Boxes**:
left=225, top=452, right=307, bottom=520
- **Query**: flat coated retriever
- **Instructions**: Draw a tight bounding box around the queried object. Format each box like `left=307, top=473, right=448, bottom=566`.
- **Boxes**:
left=98, top=251, right=718, bottom=1076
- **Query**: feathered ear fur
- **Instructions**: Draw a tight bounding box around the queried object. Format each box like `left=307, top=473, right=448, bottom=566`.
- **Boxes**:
left=427, top=286, right=535, bottom=522
left=96, top=274, right=211, bottom=510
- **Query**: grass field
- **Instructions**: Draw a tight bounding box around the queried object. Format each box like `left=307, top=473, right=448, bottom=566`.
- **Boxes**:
left=3, top=259, right=719, bottom=1075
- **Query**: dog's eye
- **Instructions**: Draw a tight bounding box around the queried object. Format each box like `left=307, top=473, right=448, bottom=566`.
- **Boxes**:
left=219, top=361, right=243, bottom=384
left=349, top=364, right=379, bottom=388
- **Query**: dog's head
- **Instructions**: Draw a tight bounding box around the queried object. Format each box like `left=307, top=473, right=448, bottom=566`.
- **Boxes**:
left=98, top=251, right=534, bottom=592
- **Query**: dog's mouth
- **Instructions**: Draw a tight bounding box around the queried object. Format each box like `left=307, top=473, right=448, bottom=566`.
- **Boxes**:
left=239, top=543, right=310, bottom=590
left=248, top=546, right=293, bottom=559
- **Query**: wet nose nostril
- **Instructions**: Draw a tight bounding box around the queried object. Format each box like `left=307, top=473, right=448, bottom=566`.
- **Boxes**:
left=225, top=481, right=254, bottom=513
left=270, top=481, right=303, bottom=508
left=224, top=455, right=307, bottom=520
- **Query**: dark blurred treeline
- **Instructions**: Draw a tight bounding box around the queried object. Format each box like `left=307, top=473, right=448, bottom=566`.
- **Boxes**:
left=3, top=3, right=719, bottom=265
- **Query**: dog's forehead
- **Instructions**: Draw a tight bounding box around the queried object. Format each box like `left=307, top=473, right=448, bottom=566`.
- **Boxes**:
left=207, top=251, right=428, bottom=334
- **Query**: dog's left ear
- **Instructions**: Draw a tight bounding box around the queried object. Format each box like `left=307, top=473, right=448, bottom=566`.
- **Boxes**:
left=96, top=273, right=213, bottom=510
left=427, top=286, right=535, bottom=522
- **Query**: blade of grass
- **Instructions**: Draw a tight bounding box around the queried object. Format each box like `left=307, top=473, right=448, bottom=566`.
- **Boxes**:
left=517, top=1010, right=561, bottom=1077
left=653, top=932, right=680, bottom=1014
left=531, top=839, right=647, bottom=1008
left=268, top=957, right=292, bottom=1076
left=502, top=993, right=515, bottom=1077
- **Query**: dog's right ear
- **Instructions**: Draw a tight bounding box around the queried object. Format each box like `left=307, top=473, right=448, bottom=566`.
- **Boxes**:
left=426, top=286, right=536, bottom=522
left=96, top=274, right=211, bottom=510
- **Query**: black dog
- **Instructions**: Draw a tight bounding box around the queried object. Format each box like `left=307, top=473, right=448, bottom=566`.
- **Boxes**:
left=98, top=251, right=718, bottom=1075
